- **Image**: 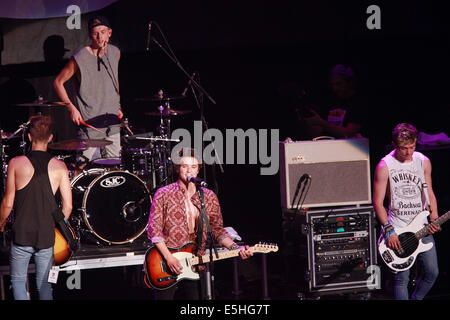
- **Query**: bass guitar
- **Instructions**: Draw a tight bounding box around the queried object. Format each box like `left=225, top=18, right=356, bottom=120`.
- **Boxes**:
left=144, top=242, right=278, bottom=290
left=378, top=209, right=450, bottom=272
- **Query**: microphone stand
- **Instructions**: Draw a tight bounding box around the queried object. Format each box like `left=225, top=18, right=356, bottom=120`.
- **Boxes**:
left=189, top=74, right=223, bottom=194
left=149, top=36, right=216, bottom=105
left=197, top=186, right=218, bottom=300
left=147, top=23, right=224, bottom=194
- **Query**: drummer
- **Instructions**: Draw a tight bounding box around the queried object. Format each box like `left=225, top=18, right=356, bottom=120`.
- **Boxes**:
left=53, top=15, right=123, bottom=161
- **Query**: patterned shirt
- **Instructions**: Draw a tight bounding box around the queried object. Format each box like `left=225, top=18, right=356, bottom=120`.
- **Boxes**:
left=147, top=181, right=229, bottom=256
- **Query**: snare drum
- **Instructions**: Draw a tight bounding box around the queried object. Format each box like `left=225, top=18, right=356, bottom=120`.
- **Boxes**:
left=89, top=157, right=122, bottom=170
left=70, top=168, right=151, bottom=244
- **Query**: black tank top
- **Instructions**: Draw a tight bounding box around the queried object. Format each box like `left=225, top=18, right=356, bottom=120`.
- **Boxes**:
left=12, top=151, right=58, bottom=249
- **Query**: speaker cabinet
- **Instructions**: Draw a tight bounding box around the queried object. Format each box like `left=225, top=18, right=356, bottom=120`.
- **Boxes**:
left=280, top=138, right=372, bottom=209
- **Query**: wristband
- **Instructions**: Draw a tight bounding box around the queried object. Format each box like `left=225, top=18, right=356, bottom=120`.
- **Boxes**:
left=384, top=229, right=396, bottom=240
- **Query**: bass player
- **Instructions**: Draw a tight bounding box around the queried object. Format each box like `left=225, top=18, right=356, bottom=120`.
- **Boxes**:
left=373, top=122, right=440, bottom=300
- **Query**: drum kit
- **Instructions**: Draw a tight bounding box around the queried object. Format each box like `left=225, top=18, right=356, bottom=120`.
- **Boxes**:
left=0, top=91, right=191, bottom=246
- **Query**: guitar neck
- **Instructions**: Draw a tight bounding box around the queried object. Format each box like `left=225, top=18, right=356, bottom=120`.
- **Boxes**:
left=416, top=210, right=450, bottom=239
left=190, top=248, right=244, bottom=266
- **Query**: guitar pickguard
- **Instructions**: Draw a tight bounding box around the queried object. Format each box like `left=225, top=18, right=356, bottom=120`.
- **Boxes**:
left=392, top=256, right=415, bottom=270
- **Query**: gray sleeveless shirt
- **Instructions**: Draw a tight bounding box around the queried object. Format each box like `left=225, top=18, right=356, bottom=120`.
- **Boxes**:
left=73, top=44, right=121, bottom=135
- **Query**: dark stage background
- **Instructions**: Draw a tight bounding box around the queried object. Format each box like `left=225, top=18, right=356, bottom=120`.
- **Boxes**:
left=1, top=1, right=449, bottom=300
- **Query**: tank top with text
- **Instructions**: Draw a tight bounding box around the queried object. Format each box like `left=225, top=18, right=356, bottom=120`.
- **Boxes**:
left=382, top=150, right=428, bottom=229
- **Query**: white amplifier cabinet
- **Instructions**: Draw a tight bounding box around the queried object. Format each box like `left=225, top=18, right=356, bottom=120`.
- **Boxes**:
left=280, top=138, right=372, bottom=209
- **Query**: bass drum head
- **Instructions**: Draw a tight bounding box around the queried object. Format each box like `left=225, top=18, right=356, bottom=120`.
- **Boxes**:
left=81, top=170, right=151, bottom=244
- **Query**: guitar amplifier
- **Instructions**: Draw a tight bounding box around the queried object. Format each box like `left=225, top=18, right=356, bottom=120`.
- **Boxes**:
left=282, top=205, right=378, bottom=294
left=279, top=138, right=372, bottom=209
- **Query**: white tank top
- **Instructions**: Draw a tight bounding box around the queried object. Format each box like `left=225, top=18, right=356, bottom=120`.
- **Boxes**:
left=382, top=150, right=428, bottom=228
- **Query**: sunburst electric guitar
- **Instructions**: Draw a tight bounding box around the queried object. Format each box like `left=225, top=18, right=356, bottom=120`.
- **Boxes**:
left=143, top=242, right=278, bottom=290
left=54, top=225, right=77, bottom=266
left=378, top=210, right=450, bottom=272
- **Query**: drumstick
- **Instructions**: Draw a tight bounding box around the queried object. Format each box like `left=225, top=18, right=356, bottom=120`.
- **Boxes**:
left=80, top=120, right=103, bottom=134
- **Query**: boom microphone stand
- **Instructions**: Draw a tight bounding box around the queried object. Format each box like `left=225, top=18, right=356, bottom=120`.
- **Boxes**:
left=146, top=22, right=224, bottom=193
left=189, top=73, right=223, bottom=194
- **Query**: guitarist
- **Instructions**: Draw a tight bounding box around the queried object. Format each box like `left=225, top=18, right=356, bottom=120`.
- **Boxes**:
left=0, top=115, right=72, bottom=300
left=147, top=148, right=253, bottom=300
left=373, top=122, right=440, bottom=300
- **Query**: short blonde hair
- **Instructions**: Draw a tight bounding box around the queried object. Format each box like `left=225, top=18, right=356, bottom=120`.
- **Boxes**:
left=392, top=123, right=418, bottom=145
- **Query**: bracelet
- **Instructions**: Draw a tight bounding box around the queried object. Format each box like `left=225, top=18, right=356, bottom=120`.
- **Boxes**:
left=382, top=221, right=393, bottom=232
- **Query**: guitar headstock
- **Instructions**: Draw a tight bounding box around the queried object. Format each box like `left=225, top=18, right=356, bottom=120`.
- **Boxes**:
left=251, top=242, right=279, bottom=253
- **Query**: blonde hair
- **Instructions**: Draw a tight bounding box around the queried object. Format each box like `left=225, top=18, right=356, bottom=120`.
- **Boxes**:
left=392, top=122, right=418, bottom=145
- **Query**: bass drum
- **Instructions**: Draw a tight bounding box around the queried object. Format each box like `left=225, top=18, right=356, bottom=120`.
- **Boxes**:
left=71, top=168, right=151, bottom=245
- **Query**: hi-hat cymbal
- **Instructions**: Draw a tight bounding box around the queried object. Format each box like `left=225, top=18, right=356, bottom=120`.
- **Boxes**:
left=48, top=139, right=112, bottom=151
left=144, top=108, right=191, bottom=116
left=1, top=132, right=14, bottom=139
left=15, top=100, right=69, bottom=107
left=135, top=94, right=186, bottom=102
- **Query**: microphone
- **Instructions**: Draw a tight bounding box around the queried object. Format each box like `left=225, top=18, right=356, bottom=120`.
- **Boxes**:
left=146, top=21, right=153, bottom=51
left=181, top=72, right=196, bottom=96
left=291, top=173, right=310, bottom=208
left=187, top=175, right=208, bottom=188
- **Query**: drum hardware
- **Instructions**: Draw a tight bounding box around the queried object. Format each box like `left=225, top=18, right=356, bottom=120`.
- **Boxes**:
left=133, top=136, right=181, bottom=143
left=5, top=120, right=31, bottom=155
left=144, top=108, right=191, bottom=116
left=48, top=138, right=113, bottom=151
left=135, top=92, right=186, bottom=102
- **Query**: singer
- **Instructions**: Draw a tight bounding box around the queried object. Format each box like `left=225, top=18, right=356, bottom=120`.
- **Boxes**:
left=147, top=148, right=253, bottom=300
left=53, top=15, right=124, bottom=161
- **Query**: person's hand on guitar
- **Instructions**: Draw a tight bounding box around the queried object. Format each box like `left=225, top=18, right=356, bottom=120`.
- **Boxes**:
left=166, top=254, right=183, bottom=275
left=428, top=220, right=441, bottom=234
left=238, top=245, right=253, bottom=260
left=386, top=232, right=402, bottom=251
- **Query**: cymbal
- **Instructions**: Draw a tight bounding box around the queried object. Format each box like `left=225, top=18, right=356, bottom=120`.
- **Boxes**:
left=85, top=114, right=121, bottom=128
left=15, top=100, right=69, bottom=107
left=135, top=94, right=186, bottom=102
left=48, top=139, right=112, bottom=151
left=1, top=132, right=14, bottom=139
left=144, top=109, right=191, bottom=116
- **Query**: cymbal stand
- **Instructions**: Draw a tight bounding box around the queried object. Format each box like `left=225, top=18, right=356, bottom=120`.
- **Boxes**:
left=1, top=129, right=12, bottom=245
left=148, top=22, right=222, bottom=192
left=153, top=99, right=174, bottom=189
left=0, top=129, right=5, bottom=196
left=7, top=120, right=30, bottom=155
